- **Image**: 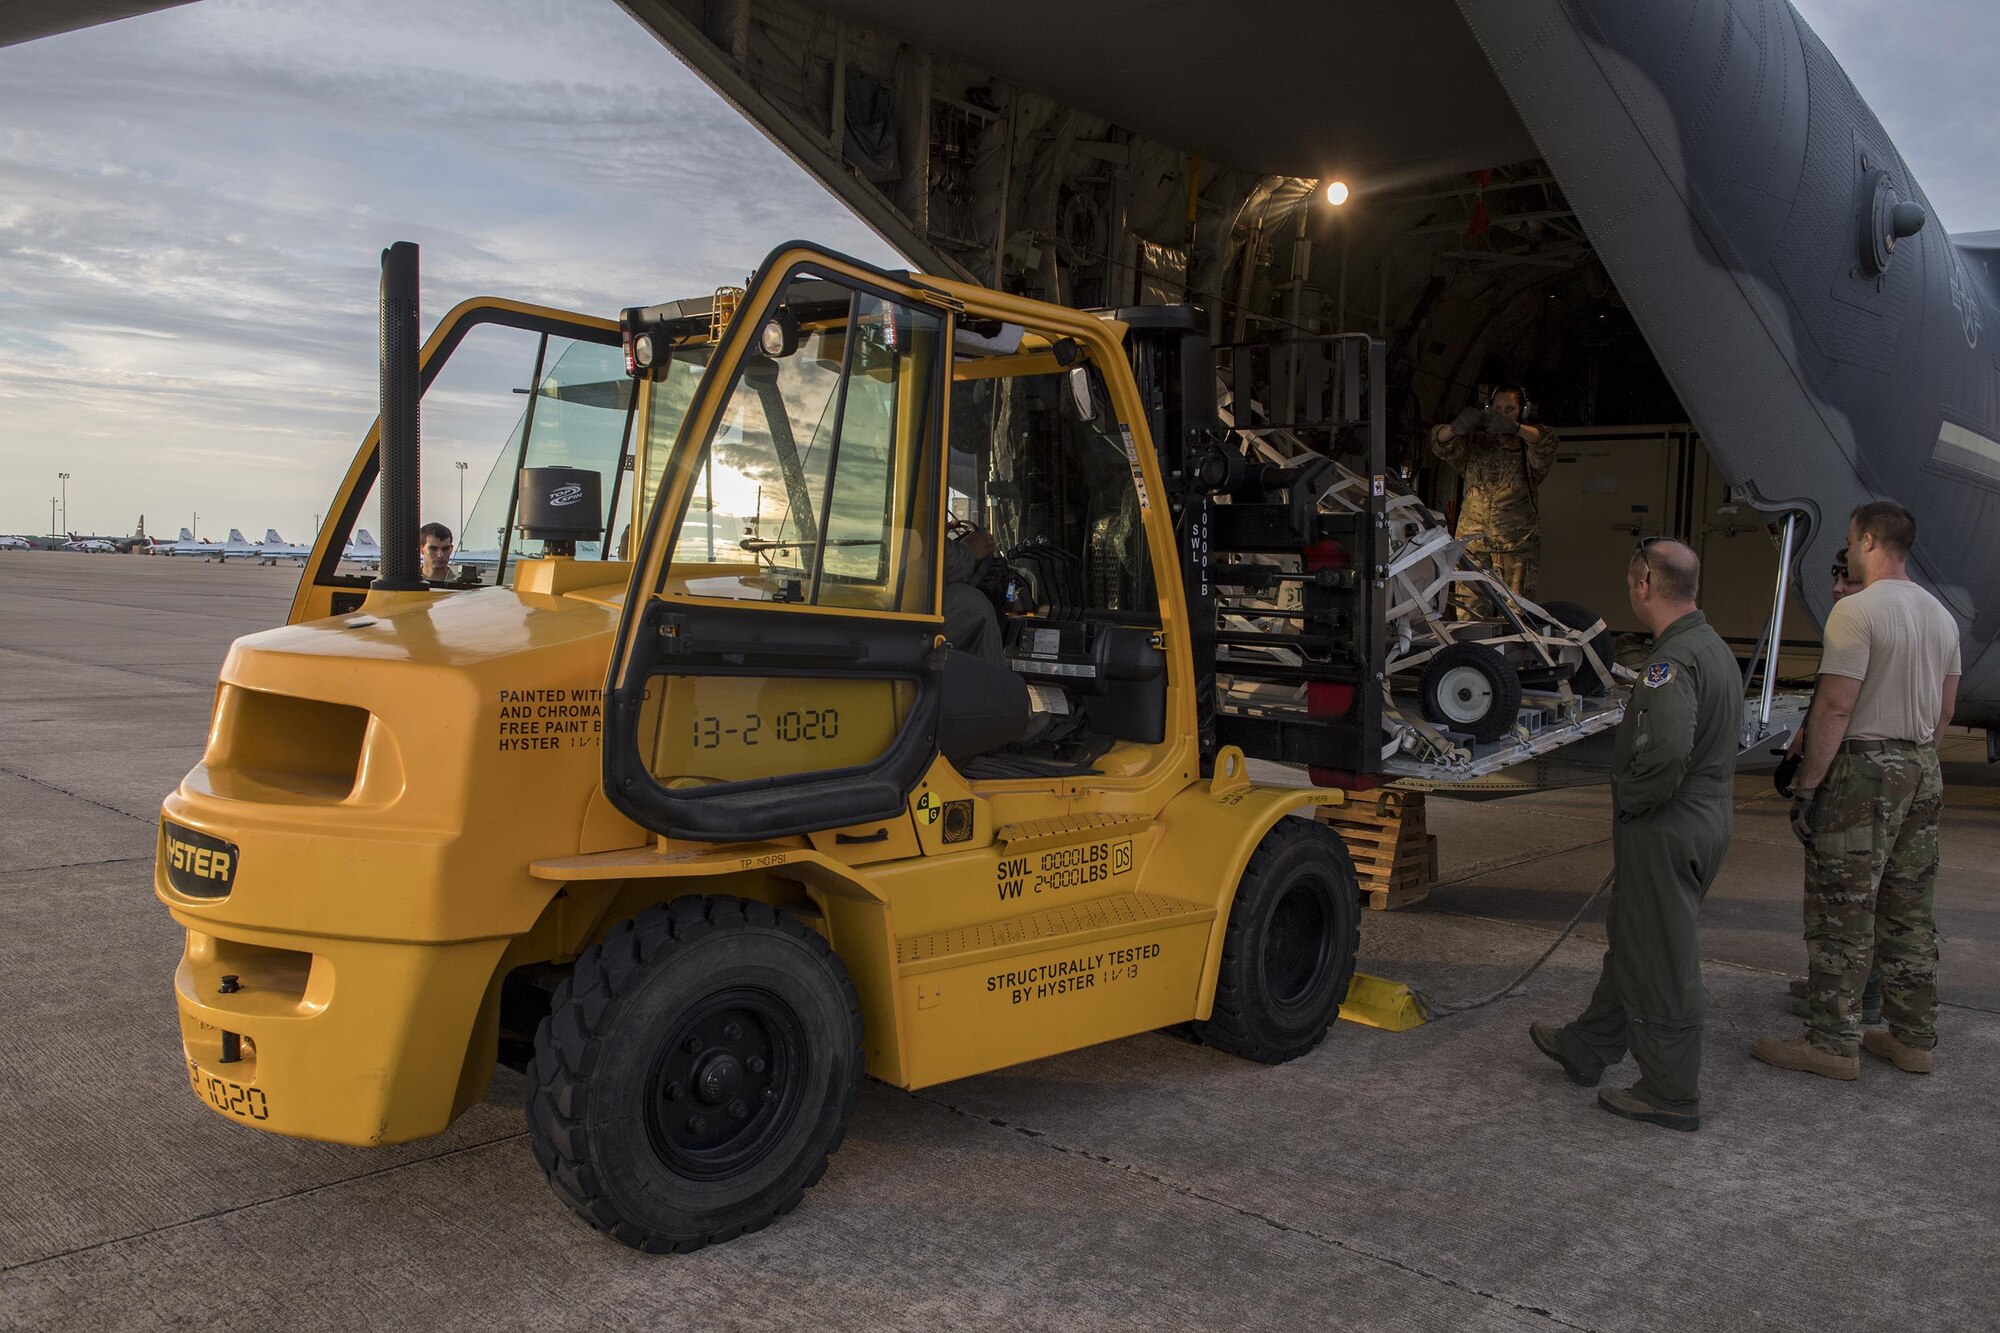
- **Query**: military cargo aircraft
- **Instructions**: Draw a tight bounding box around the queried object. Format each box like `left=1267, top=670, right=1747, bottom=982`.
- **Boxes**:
left=613, top=0, right=1998, bottom=756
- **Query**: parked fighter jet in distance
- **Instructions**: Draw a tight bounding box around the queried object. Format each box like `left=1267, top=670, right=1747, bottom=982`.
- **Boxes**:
left=158, top=528, right=209, bottom=557
left=205, top=529, right=260, bottom=562
left=63, top=536, right=117, bottom=553
left=257, top=529, right=311, bottom=565
left=0, top=535, right=31, bottom=551
left=342, top=528, right=382, bottom=569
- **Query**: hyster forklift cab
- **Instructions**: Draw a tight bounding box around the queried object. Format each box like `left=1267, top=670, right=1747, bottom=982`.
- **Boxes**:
left=160, top=242, right=1390, bottom=1254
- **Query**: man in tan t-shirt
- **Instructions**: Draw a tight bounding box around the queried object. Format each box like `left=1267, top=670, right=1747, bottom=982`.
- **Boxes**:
left=1753, top=500, right=1960, bottom=1081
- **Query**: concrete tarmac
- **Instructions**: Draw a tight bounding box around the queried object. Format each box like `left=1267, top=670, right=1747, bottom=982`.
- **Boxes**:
left=2, top=552, right=1995, bottom=1331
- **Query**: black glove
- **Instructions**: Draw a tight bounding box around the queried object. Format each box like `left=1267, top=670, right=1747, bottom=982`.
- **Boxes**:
left=1481, top=408, right=1520, bottom=437
left=1772, top=750, right=1802, bottom=798
left=1790, top=790, right=1816, bottom=847
left=1450, top=406, right=1483, bottom=436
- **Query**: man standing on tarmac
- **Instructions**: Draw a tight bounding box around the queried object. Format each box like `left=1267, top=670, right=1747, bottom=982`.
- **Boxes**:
left=1753, top=501, right=1959, bottom=1080
left=1429, top=386, right=1558, bottom=618
left=1529, top=539, right=1738, bottom=1131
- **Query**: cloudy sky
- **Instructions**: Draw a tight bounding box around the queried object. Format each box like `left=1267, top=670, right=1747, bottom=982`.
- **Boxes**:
left=0, top=0, right=1994, bottom=540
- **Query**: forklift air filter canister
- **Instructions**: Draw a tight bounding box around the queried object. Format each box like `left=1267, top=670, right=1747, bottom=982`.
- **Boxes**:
left=517, top=467, right=604, bottom=546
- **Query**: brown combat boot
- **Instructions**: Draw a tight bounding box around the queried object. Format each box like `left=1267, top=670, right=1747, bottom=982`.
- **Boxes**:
left=1862, top=1030, right=1934, bottom=1074
left=1750, top=1035, right=1859, bottom=1080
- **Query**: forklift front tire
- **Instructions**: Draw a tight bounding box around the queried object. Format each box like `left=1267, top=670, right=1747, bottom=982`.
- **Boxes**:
left=1193, top=818, right=1361, bottom=1064
left=525, top=895, right=864, bottom=1253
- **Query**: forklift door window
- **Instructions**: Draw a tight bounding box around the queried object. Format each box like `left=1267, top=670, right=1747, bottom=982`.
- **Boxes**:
left=664, top=282, right=943, bottom=615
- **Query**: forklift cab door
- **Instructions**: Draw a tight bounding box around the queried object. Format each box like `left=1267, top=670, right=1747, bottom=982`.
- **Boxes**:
left=603, top=248, right=953, bottom=843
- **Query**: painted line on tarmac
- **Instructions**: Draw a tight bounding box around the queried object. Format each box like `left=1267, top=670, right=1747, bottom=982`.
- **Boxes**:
left=904, top=1088, right=1594, bottom=1330
left=0, top=1131, right=529, bottom=1276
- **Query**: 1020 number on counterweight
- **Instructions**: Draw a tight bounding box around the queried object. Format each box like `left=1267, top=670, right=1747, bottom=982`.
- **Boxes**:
left=689, top=708, right=841, bottom=749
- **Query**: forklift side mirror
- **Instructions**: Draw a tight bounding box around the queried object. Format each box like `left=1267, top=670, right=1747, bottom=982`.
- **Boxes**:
left=1066, top=364, right=1097, bottom=422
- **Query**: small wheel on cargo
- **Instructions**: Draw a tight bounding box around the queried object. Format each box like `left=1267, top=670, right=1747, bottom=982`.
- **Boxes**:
left=525, top=895, right=863, bottom=1254
left=1419, top=641, right=1523, bottom=743
left=1192, top=817, right=1361, bottom=1064
left=1541, top=599, right=1616, bottom=699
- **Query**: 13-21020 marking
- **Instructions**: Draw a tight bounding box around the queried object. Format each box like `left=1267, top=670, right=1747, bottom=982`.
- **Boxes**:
left=689, top=708, right=841, bottom=750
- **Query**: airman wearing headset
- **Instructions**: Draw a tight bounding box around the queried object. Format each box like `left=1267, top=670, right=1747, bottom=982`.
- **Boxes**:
left=1429, top=385, right=1559, bottom=619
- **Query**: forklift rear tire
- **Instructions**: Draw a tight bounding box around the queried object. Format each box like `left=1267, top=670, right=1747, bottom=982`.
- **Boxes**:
left=1419, top=641, right=1522, bottom=743
left=525, top=895, right=864, bottom=1253
left=1541, top=599, right=1616, bottom=699
left=1192, top=818, right=1361, bottom=1064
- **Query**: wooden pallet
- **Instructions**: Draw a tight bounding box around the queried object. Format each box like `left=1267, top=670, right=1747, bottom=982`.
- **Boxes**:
left=1315, top=789, right=1437, bottom=911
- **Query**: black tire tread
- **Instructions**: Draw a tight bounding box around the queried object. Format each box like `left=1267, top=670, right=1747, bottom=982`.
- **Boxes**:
left=1540, top=599, right=1615, bottom=699
left=524, top=895, right=863, bottom=1254
left=1418, top=641, right=1524, bottom=743
left=1191, top=817, right=1361, bottom=1064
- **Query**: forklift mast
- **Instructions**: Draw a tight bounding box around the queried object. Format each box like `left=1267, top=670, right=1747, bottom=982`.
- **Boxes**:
left=1118, top=308, right=1387, bottom=784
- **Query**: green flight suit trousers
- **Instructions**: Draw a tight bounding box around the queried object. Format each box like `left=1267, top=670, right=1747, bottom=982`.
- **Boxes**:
left=1559, top=801, right=1731, bottom=1111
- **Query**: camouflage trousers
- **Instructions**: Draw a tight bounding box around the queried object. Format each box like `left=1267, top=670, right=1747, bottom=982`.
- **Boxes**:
left=1451, top=538, right=1539, bottom=621
left=1803, top=741, right=1943, bottom=1055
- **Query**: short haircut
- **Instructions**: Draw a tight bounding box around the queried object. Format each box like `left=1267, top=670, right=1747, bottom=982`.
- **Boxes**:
left=1629, top=538, right=1700, bottom=601
left=1488, top=384, right=1526, bottom=408
left=420, top=522, right=453, bottom=544
left=1850, top=500, right=1915, bottom=556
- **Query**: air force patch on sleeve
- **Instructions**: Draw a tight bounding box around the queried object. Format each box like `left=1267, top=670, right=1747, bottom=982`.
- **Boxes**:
left=1643, top=662, right=1675, bottom=688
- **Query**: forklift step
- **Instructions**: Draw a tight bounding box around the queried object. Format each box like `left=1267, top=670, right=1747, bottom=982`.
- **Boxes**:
left=896, top=892, right=1214, bottom=975
left=992, top=812, right=1154, bottom=853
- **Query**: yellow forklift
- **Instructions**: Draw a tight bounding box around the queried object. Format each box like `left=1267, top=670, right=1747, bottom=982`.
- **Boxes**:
left=160, top=241, right=1408, bottom=1252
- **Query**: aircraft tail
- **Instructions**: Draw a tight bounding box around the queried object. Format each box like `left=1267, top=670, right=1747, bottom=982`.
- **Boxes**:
left=354, top=529, right=379, bottom=549
left=178, top=528, right=194, bottom=542
left=264, top=529, right=284, bottom=545
left=227, top=528, right=247, bottom=544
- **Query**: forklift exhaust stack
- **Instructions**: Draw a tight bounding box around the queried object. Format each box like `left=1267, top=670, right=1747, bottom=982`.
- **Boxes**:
left=372, top=240, right=427, bottom=591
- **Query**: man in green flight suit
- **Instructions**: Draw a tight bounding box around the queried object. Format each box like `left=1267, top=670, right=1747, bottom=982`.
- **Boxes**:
left=1429, top=385, right=1558, bottom=619
left=1529, top=539, right=1739, bottom=1130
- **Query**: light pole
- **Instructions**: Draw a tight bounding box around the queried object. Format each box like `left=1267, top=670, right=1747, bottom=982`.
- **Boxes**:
left=455, top=460, right=468, bottom=534
left=58, top=473, right=69, bottom=535
left=49, top=497, right=56, bottom=538
left=192, top=511, right=200, bottom=542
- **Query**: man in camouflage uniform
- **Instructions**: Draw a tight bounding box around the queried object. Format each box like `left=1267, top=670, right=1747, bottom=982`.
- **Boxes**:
left=1529, top=540, right=1738, bottom=1131
left=1754, top=501, right=1960, bottom=1080
left=1429, top=386, right=1558, bottom=618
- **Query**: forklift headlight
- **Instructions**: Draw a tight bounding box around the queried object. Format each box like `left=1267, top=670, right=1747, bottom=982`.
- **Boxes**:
left=633, top=333, right=657, bottom=369
left=758, top=311, right=800, bottom=358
